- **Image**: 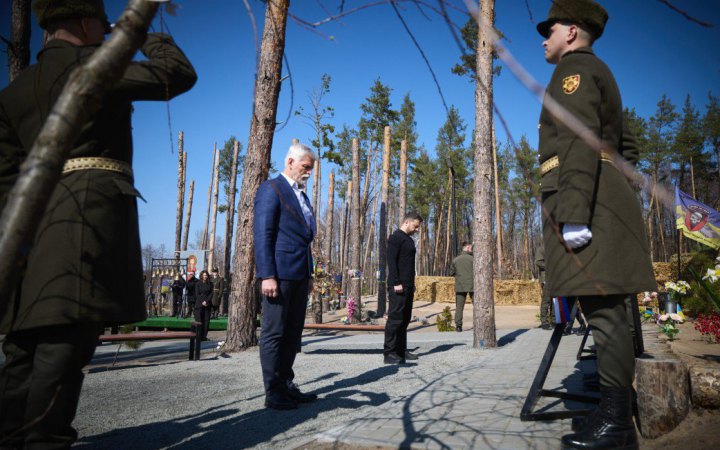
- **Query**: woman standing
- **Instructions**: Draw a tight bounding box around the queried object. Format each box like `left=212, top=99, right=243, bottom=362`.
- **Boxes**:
left=194, top=270, right=213, bottom=340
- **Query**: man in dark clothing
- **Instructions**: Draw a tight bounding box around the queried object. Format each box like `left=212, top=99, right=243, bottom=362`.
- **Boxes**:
left=534, top=245, right=553, bottom=329
left=170, top=275, right=186, bottom=318
left=185, top=273, right=199, bottom=318
left=0, top=1, right=196, bottom=448
left=449, top=241, right=473, bottom=332
left=211, top=268, right=224, bottom=319
left=383, top=211, right=423, bottom=365
left=536, top=1, right=655, bottom=449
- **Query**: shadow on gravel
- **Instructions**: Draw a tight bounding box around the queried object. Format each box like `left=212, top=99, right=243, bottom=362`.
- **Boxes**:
left=416, top=343, right=464, bottom=357
left=76, top=365, right=400, bottom=449
left=497, top=329, right=529, bottom=347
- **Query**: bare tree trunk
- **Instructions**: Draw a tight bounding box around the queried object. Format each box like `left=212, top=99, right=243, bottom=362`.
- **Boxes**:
left=472, top=0, right=497, bottom=348
left=377, top=126, right=391, bottom=315
left=182, top=180, right=194, bottom=251
left=223, top=140, right=240, bottom=276
left=207, top=146, right=221, bottom=270
left=350, top=139, right=362, bottom=320
left=201, top=145, right=216, bottom=257
left=226, top=0, right=289, bottom=351
left=689, top=156, right=696, bottom=199
left=444, top=172, right=453, bottom=274
left=174, top=131, right=185, bottom=259
left=492, top=127, right=503, bottom=278
left=359, top=145, right=377, bottom=244
left=399, top=139, right=407, bottom=217
left=647, top=175, right=657, bottom=261
left=8, top=0, right=31, bottom=82
left=432, top=197, right=445, bottom=275
left=0, top=0, right=160, bottom=308
left=311, top=158, right=321, bottom=252
left=323, top=171, right=335, bottom=267
left=340, top=181, right=350, bottom=299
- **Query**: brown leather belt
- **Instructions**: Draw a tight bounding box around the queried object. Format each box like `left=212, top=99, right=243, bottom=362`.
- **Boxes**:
left=540, top=152, right=615, bottom=177
left=62, top=157, right=133, bottom=178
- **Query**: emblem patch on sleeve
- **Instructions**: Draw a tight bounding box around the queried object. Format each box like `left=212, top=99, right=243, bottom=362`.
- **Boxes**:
left=562, top=75, right=581, bottom=94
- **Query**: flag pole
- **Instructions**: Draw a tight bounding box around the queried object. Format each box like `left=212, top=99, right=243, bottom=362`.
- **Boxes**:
left=676, top=228, right=682, bottom=281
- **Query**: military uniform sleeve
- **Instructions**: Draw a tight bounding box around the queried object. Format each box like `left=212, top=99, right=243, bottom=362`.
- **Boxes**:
left=620, top=120, right=639, bottom=167
left=114, top=33, right=197, bottom=100
left=552, top=61, right=601, bottom=225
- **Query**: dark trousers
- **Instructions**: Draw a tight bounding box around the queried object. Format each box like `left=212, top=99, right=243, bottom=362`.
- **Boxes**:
left=455, top=292, right=473, bottom=328
left=0, top=323, right=102, bottom=450
left=172, top=294, right=182, bottom=317
left=578, top=295, right=635, bottom=388
left=384, top=286, right=414, bottom=357
left=193, top=305, right=211, bottom=340
left=259, top=279, right=309, bottom=398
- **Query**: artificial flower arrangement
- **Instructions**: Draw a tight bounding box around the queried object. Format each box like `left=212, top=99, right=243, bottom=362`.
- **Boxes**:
left=656, top=313, right=684, bottom=341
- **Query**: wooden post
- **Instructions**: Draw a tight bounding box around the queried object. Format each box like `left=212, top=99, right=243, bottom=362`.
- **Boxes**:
left=324, top=171, right=335, bottom=267
left=207, top=146, right=221, bottom=271
left=472, top=0, right=497, bottom=348
left=174, top=131, right=185, bottom=259
left=311, top=156, right=321, bottom=252
left=182, top=180, right=194, bottom=251
left=350, top=138, right=362, bottom=321
left=201, top=144, right=216, bottom=256
left=399, top=139, right=407, bottom=218
left=636, top=356, right=690, bottom=438
left=377, top=126, right=391, bottom=316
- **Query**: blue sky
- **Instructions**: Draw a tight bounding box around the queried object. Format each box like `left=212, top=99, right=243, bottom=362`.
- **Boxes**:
left=2, top=0, right=719, bottom=253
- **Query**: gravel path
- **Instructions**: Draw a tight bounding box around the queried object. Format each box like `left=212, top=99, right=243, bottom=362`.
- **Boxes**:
left=74, top=331, right=487, bottom=450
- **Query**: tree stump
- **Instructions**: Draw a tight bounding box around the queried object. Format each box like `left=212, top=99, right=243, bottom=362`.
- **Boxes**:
left=635, top=356, right=690, bottom=438
left=690, top=365, right=720, bottom=408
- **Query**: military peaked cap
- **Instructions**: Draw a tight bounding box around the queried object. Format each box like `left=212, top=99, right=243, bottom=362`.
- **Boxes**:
left=32, top=0, right=111, bottom=32
left=537, top=0, right=608, bottom=40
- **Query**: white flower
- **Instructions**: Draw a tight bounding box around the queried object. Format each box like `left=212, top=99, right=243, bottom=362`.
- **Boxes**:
left=216, top=340, right=226, bottom=350
left=704, top=268, right=719, bottom=284
left=659, top=314, right=669, bottom=322
left=669, top=313, right=684, bottom=323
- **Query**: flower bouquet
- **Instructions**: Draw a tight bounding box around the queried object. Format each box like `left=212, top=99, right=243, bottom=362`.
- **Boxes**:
left=656, top=313, right=684, bottom=340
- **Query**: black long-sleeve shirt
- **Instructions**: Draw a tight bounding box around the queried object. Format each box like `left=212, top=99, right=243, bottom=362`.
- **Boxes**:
left=387, top=229, right=416, bottom=288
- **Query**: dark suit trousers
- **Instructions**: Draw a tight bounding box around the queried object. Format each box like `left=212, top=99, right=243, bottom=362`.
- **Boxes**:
left=0, top=323, right=102, bottom=450
left=383, top=286, right=414, bottom=357
left=455, top=292, right=473, bottom=327
left=259, top=278, right=309, bottom=397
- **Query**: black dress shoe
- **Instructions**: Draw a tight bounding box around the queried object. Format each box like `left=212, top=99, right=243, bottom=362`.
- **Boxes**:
left=286, top=386, right=317, bottom=403
left=456, top=325, right=462, bottom=332
left=384, top=353, right=405, bottom=364
left=264, top=396, right=298, bottom=410
left=404, top=350, right=419, bottom=360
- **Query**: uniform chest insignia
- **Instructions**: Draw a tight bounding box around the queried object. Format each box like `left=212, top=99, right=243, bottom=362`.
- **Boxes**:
left=562, top=74, right=581, bottom=94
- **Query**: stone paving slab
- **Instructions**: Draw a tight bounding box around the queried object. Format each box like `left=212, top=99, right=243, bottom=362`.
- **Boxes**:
left=313, top=328, right=595, bottom=450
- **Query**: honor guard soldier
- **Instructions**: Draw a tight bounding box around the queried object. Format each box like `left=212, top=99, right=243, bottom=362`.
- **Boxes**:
left=535, top=1, right=656, bottom=449
left=0, top=1, right=196, bottom=447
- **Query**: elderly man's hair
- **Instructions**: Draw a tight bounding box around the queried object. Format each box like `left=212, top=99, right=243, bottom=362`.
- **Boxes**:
left=403, top=210, right=423, bottom=223
left=285, top=143, right=318, bottom=167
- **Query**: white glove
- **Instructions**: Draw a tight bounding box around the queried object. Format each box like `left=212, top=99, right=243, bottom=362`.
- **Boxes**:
left=562, top=223, right=592, bottom=249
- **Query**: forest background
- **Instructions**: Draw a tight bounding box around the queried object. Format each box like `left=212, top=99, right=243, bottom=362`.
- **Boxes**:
left=2, top=0, right=719, bottom=283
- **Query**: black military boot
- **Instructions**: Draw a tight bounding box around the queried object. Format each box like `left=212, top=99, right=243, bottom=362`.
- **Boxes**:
left=562, top=386, right=638, bottom=450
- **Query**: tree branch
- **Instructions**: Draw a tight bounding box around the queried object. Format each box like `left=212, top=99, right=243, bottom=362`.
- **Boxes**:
left=657, top=0, right=713, bottom=28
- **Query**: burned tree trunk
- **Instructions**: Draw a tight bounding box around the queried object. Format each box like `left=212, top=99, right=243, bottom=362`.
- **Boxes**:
left=226, top=0, right=290, bottom=351
left=182, top=180, right=194, bottom=251
left=377, top=126, right=391, bottom=316
left=399, top=139, right=407, bottom=217
left=7, top=0, right=31, bottom=82
left=339, top=181, right=350, bottom=299
left=323, top=170, right=335, bottom=268
left=174, top=131, right=185, bottom=259
left=0, top=0, right=161, bottom=309
left=201, top=145, right=217, bottom=257
left=472, top=0, right=497, bottom=348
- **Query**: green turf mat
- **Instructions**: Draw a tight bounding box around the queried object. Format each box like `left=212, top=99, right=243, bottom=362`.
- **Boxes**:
left=133, top=316, right=228, bottom=331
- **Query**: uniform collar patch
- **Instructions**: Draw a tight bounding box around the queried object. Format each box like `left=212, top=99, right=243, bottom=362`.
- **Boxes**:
left=562, top=74, right=581, bottom=94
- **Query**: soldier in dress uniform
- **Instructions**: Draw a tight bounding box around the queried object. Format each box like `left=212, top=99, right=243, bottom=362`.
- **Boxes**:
left=211, top=267, right=224, bottom=319
left=535, top=1, right=656, bottom=449
left=0, top=1, right=196, bottom=447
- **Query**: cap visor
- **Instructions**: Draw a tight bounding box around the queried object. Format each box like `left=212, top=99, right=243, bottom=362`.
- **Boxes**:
left=536, top=20, right=554, bottom=38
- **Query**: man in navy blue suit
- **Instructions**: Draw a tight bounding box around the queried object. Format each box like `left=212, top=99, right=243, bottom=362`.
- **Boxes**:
left=254, top=143, right=318, bottom=410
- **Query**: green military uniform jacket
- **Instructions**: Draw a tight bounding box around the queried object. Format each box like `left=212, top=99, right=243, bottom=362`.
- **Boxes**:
left=211, top=276, right=225, bottom=307
left=0, top=33, right=197, bottom=333
left=538, top=47, right=655, bottom=297
left=449, top=251, right=474, bottom=293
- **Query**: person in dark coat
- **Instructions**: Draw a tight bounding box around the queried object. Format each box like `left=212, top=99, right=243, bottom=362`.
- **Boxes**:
left=210, top=267, right=224, bottom=319
left=170, top=275, right=186, bottom=318
left=254, top=143, right=318, bottom=410
left=184, top=273, right=199, bottom=318
left=0, top=1, right=196, bottom=448
left=194, top=270, right=213, bottom=341
left=449, top=241, right=473, bottom=332
left=383, top=211, right=423, bottom=365
left=535, top=1, right=655, bottom=449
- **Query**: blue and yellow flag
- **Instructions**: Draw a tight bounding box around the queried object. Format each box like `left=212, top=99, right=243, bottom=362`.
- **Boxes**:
left=675, top=187, right=720, bottom=249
